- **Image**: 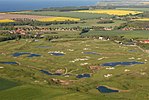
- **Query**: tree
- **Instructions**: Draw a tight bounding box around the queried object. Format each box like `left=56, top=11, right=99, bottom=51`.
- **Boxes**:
left=80, top=28, right=90, bottom=35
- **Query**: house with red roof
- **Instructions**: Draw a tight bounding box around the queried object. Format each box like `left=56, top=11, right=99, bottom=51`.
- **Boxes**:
left=140, top=40, right=149, bottom=43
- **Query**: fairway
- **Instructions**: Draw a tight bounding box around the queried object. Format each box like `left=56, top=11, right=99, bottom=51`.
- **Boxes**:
left=0, top=38, right=149, bottom=99
left=0, top=78, right=19, bottom=91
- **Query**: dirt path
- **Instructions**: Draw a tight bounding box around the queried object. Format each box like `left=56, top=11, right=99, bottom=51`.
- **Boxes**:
left=0, top=13, right=53, bottom=20
left=136, top=45, right=148, bottom=54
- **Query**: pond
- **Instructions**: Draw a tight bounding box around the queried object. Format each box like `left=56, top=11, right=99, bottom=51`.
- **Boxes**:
left=76, top=74, right=91, bottom=78
left=35, top=46, right=50, bottom=48
left=0, top=62, right=18, bottom=65
left=48, top=52, right=65, bottom=56
left=12, top=52, right=30, bottom=57
left=27, top=54, right=41, bottom=58
left=128, top=50, right=137, bottom=52
left=12, top=52, right=41, bottom=58
left=101, top=61, right=144, bottom=67
left=84, top=52, right=99, bottom=55
left=40, top=70, right=62, bottom=76
left=96, top=86, right=119, bottom=93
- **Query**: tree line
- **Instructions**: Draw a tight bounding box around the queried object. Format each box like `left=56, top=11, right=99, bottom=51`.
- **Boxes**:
left=0, top=18, right=79, bottom=26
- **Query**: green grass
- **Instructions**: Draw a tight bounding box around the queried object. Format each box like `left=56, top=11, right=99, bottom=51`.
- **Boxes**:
left=44, top=31, right=81, bottom=38
left=1, top=8, right=149, bottom=99
left=0, top=36, right=149, bottom=99
left=19, top=11, right=112, bottom=19
left=0, top=85, right=71, bottom=100
left=82, top=30, right=149, bottom=39
left=44, top=19, right=126, bottom=28
left=0, top=84, right=119, bottom=100
left=0, top=78, right=19, bottom=91
left=116, top=8, right=149, bottom=11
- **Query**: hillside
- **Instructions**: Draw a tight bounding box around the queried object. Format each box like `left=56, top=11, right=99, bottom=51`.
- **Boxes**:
left=97, top=0, right=149, bottom=6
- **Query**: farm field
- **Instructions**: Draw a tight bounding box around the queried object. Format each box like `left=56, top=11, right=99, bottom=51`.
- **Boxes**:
left=116, top=8, right=149, bottom=11
left=36, top=17, right=80, bottom=22
left=82, top=30, right=149, bottom=39
left=75, top=9, right=143, bottom=16
left=133, top=18, right=149, bottom=21
left=0, top=13, right=126, bottom=29
left=38, top=19, right=126, bottom=28
left=0, top=13, right=53, bottom=20
left=0, top=19, right=15, bottom=23
left=19, top=11, right=113, bottom=19
left=0, top=13, right=80, bottom=22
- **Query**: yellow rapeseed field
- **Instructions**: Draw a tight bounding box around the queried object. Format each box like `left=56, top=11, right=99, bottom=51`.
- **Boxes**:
left=76, top=10, right=143, bottom=16
left=142, top=2, right=149, bottom=4
left=133, top=18, right=149, bottom=21
left=0, top=13, right=6, bottom=14
left=0, top=19, right=15, bottom=23
left=36, top=17, right=80, bottom=22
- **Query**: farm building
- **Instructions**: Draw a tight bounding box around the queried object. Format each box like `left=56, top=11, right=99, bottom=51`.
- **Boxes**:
left=15, top=29, right=27, bottom=35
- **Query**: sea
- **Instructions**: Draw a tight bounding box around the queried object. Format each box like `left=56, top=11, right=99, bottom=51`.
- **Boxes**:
left=0, top=0, right=100, bottom=12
